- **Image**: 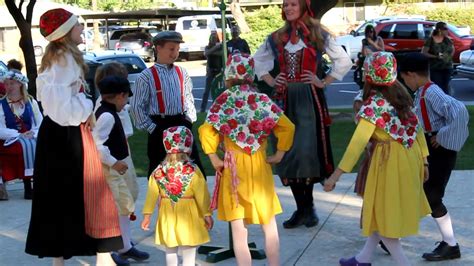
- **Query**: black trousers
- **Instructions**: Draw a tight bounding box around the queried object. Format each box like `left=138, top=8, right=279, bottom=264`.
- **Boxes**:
left=147, top=115, right=206, bottom=178
left=289, top=182, right=314, bottom=212
left=424, top=133, right=457, bottom=218
left=430, top=68, right=453, bottom=95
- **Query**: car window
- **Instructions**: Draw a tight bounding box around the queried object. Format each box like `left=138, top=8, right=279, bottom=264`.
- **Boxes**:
left=378, top=25, right=392, bottom=39
left=110, top=29, right=141, bottom=40
left=393, top=24, right=418, bottom=39
left=447, top=24, right=467, bottom=37
left=119, top=32, right=151, bottom=41
left=423, top=24, right=434, bottom=39
left=97, top=57, right=146, bottom=74
left=183, top=19, right=208, bottom=30
left=215, top=18, right=233, bottom=29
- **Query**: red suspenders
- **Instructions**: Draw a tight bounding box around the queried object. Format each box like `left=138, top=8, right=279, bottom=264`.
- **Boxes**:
left=420, top=82, right=433, bottom=133
left=150, top=65, right=185, bottom=115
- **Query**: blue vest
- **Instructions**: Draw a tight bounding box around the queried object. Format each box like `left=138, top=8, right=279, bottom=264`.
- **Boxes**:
left=1, top=98, right=34, bottom=132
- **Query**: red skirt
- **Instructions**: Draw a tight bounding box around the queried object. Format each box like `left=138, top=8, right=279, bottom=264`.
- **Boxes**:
left=0, top=140, right=27, bottom=182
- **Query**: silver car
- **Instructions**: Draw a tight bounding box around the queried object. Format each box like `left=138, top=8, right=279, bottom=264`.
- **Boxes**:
left=457, top=49, right=474, bottom=80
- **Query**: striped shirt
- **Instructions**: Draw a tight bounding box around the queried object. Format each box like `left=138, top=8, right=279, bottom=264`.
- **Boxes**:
left=414, top=83, right=469, bottom=152
left=130, top=63, right=196, bottom=133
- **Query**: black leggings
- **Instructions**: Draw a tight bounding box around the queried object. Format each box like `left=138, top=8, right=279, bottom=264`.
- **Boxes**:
left=289, top=182, right=314, bottom=211
left=424, top=134, right=457, bottom=218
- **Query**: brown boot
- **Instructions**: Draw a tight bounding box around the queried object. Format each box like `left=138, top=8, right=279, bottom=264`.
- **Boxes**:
left=0, top=182, right=8, bottom=200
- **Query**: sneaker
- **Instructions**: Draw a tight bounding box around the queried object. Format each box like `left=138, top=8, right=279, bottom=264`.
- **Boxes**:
left=422, top=241, right=461, bottom=261
left=111, top=252, right=130, bottom=266
left=120, top=247, right=150, bottom=261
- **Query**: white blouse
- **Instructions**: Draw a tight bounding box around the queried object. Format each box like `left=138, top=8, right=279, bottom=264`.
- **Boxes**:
left=0, top=98, right=43, bottom=140
left=36, top=53, right=93, bottom=126
left=253, top=35, right=352, bottom=81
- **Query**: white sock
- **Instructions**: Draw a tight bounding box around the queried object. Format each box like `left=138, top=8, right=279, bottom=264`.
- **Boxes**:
left=434, top=213, right=457, bottom=246
left=118, top=215, right=133, bottom=253
left=379, top=236, right=411, bottom=266
left=355, top=232, right=380, bottom=263
left=96, top=252, right=115, bottom=265
left=180, top=246, right=196, bottom=266
left=166, top=247, right=179, bottom=266
left=52, top=257, right=64, bottom=266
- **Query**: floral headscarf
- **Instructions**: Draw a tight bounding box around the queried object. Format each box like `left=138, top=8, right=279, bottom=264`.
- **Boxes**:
left=224, top=52, right=255, bottom=84
left=364, top=52, right=397, bottom=86
left=162, top=126, right=193, bottom=154
left=357, top=92, right=419, bottom=148
left=2, top=70, right=28, bottom=84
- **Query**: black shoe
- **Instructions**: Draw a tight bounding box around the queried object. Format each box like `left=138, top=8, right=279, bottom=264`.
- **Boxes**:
left=23, top=179, right=33, bottom=200
left=303, top=207, right=319, bottom=228
left=379, top=241, right=390, bottom=255
left=283, top=210, right=305, bottom=229
left=422, top=241, right=461, bottom=261
left=120, top=247, right=150, bottom=261
left=111, top=252, right=130, bottom=266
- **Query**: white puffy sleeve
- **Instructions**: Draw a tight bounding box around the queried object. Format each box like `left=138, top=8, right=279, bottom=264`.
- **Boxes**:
left=36, top=53, right=93, bottom=126
left=253, top=38, right=276, bottom=80
left=30, top=98, right=43, bottom=138
left=325, top=36, right=353, bottom=81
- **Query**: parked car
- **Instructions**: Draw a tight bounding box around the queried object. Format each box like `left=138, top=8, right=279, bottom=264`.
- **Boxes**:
left=375, top=19, right=473, bottom=63
left=0, top=60, right=7, bottom=72
left=336, top=15, right=426, bottom=61
left=104, top=26, right=160, bottom=50
left=83, top=51, right=147, bottom=100
left=116, top=32, right=154, bottom=62
left=456, top=49, right=474, bottom=79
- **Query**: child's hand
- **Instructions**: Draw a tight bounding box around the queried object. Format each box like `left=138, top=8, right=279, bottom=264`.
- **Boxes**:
left=204, top=216, right=214, bottom=230
left=323, top=177, right=337, bottom=192
left=423, top=165, right=430, bottom=183
left=266, top=150, right=285, bottom=164
left=21, top=131, right=34, bottom=139
left=141, top=215, right=151, bottom=231
left=112, top=160, right=128, bottom=175
left=209, top=154, right=224, bottom=173
left=430, top=135, right=440, bottom=149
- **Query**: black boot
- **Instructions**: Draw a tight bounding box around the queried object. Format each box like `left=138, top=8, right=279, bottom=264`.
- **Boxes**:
left=303, top=207, right=319, bottom=227
left=283, top=210, right=305, bottom=229
left=23, top=179, right=33, bottom=200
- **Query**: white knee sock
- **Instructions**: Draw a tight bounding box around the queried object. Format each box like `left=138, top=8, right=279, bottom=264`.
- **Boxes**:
left=118, top=215, right=133, bottom=253
left=52, top=257, right=64, bottom=266
left=166, top=247, right=179, bottom=266
left=180, top=246, right=196, bottom=266
left=231, top=220, right=252, bottom=266
left=379, top=236, right=411, bottom=266
left=96, top=252, right=115, bottom=266
left=434, top=213, right=457, bottom=246
left=355, top=232, right=380, bottom=263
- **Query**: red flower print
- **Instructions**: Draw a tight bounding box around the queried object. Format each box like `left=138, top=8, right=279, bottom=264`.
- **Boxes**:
left=237, top=132, right=246, bottom=142
left=390, top=124, right=398, bottom=134
left=235, top=100, right=245, bottom=108
left=208, top=114, right=219, bottom=122
left=406, top=127, right=415, bottom=136
left=366, top=76, right=373, bottom=84
left=398, top=128, right=405, bottom=136
left=271, top=104, right=281, bottom=113
left=228, top=119, right=238, bottom=129
left=262, top=117, right=276, bottom=131
left=210, top=104, right=221, bottom=113
left=407, top=138, right=414, bottom=147
left=216, top=93, right=228, bottom=105
left=233, top=55, right=241, bottom=63
left=247, top=94, right=257, bottom=104
left=249, top=120, right=263, bottom=134
left=153, top=168, right=166, bottom=181
left=364, top=107, right=374, bottom=117
left=246, top=136, right=255, bottom=144
left=376, top=99, right=386, bottom=107
left=220, top=124, right=232, bottom=135
left=249, top=58, right=255, bottom=67
left=258, top=135, right=266, bottom=144
left=259, top=95, right=269, bottom=102
left=184, top=135, right=192, bottom=147
left=397, top=138, right=403, bottom=144
left=164, top=140, right=172, bottom=150
left=224, top=108, right=234, bottom=115
left=172, top=133, right=181, bottom=143
left=237, top=64, right=247, bottom=75
left=243, top=146, right=252, bottom=154
left=167, top=167, right=176, bottom=179
left=400, top=119, right=408, bottom=126
left=182, top=164, right=194, bottom=174
left=375, top=118, right=386, bottom=128
left=376, top=67, right=389, bottom=80
left=168, top=127, right=178, bottom=133
left=166, top=179, right=183, bottom=195
left=377, top=55, right=387, bottom=65
left=382, top=112, right=391, bottom=122
left=249, top=103, right=258, bottom=110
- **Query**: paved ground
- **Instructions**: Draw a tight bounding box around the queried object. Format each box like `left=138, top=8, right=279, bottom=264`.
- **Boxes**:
left=1, top=170, right=473, bottom=265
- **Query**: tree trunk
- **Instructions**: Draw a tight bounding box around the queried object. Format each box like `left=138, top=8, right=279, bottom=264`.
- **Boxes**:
left=311, top=0, right=338, bottom=19
left=5, top=0, right=37, bottom=98
left=229, top=0, right=250, bottom=33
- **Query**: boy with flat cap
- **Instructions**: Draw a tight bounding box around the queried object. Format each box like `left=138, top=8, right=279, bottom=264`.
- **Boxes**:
left=400, top=52, right=469, bottom=262
left=93, top=76, right=150, bottom=265
left=130, top=31, right=205, bottom=177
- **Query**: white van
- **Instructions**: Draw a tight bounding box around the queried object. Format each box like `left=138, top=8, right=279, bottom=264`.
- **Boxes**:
left=175, top=14, right=235, bottom=59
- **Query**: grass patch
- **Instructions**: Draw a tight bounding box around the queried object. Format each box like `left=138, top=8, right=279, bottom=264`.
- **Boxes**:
left=129, top=106, right=473, bottom=177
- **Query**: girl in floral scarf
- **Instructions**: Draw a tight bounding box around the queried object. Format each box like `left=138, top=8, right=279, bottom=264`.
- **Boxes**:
left=324, top=52, right=431, bottom=266
left=199, top=53, right=295, bottom=266
left=142, top=126, right=213, bottom=266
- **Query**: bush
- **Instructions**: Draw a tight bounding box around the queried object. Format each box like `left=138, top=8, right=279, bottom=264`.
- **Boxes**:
left=241, top=6, right=284, bottom=53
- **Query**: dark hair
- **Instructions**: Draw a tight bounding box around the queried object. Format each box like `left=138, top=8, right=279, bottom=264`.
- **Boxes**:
left=399, top=53, right=430, bottom=76
left=432, top=21, right=448, bottom=37
left=94, top=62, right=128, bottom=90
left=364, top=25, right=376, bottom=41
left=7, top=59, right=23, bottom=71
left=362, top=81, right=414, bottom=120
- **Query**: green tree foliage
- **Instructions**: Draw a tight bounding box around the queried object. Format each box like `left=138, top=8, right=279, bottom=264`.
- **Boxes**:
left=240, top=5, right=283, bottom=53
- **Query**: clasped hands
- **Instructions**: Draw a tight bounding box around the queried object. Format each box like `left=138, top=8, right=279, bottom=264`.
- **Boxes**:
left=274, top=71, right=325, bottom=89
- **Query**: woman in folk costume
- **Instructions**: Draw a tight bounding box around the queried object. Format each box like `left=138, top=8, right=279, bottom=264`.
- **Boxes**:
left=0, top=70, right=42, bottom=200
left=25, top=9, right=122, bottom=265
left=199, top=52, right=295, bottom=266
left=324, top=52, right=432, bottom=266
left=142, top=126, right=213, bottom=266
left=253, top=0, right=352, bottom=228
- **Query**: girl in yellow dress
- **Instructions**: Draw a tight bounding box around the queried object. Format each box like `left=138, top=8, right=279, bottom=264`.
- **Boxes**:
left=199, top=52, right=295, bottom=266
left=324, top=52, right=431, bottom=266
left=141, top=126, right=213, bottom=266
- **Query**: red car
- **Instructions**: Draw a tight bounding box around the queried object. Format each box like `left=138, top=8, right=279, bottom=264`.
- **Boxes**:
left=375, top=19, right=473, bottom=63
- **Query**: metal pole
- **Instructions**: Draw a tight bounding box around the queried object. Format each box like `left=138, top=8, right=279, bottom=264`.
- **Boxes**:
left=220, top=0, right=227, bottom=68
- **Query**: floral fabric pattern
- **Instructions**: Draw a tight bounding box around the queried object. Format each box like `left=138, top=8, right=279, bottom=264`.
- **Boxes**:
left=224, top=53, right=255, bottom=84
left=162, top=126, right=193, bottom=154
left=152, top=161, right=196, bottom=203
left=357, top=92, right=419, bottom=148
left=206, top=84, right=283, bottom=154
left=364, top=52, right=398, bottom=86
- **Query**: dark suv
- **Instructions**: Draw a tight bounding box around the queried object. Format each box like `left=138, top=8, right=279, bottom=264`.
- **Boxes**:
left=375, top=20, right=473, bottom=63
